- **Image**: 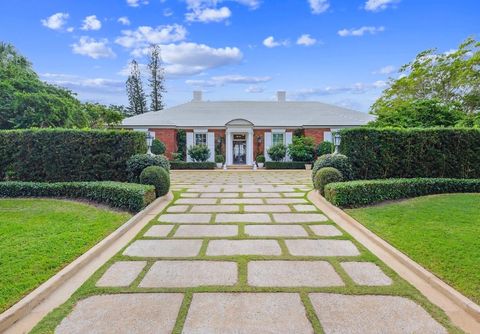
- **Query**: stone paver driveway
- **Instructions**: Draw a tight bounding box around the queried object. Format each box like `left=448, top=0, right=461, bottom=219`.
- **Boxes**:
left=55, top=171, right=448, bottom=334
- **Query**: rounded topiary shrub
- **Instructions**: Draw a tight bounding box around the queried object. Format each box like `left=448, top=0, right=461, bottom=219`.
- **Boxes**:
left=151, top=139, right=166, bottom=155
left=316, top=141, right=334, bottom=156
left=267, top=143, right=287, bottom=162
left=126, top=154, right=170, bottom=183
left=139, top=166, right=170, bottom=197
left=188, top=144, right=211, bottom=162
left=312, top=154, right=353, bottom=183
left=314, top=167, right=343, bottom=195
left=256, top=155, right=265, bottom=163
left=215, top=154, right=225, bottom=164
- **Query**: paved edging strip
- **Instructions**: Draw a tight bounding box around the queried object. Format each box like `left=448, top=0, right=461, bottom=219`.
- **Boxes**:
left=308, top=191, right=480, bottom=333
left=0, top=192, right=174, bottom=333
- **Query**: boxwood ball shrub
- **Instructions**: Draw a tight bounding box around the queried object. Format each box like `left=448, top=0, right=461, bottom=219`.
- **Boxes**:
left=267, top=143, right=287, bottom=162
left=314, top=167, right=343, bottom=195
left=316, top=141, right=334, bottom=156
left=188, top=144, right=211, bottom=162
left=256, top=155, right=265, bottom=163
left=0, top=129, right=146, bottom=182
left=340, top=128, right=480, bottom=179
left=0, top=181, right=156, bottom=212
left=151, top=139, right=166, bottom=155
left=312, top=154, right=353, bottom=182
left=139, top=166, right=170, bottom=197
left=126, top=154, right=170, bottom=183
left=324, top=178, right=480, bottom=208
left=287, top=136, right=316, bottom=162
left=215, top=154, right=225, bottom=164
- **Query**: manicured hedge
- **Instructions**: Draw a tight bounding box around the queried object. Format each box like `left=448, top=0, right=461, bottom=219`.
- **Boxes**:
left=324, top=178, right=480, bottom=208
left=0, top=129, right=146, bottom=182
left=340, top=128, right=480, bottom=179
left=170, top=162, right=216, bottom=170
left=0, top=181, right=156, bottom=212
left=265, top=162, right=309, bottom=169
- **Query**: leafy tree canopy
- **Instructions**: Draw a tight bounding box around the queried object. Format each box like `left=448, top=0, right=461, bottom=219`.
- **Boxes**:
left=0, top=42, right=125, bottom=129
left=371, top=37, right=480, bottom=127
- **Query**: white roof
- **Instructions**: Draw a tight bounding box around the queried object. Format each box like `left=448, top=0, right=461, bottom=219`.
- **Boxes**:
left=122, top=100, right=374, bottom=128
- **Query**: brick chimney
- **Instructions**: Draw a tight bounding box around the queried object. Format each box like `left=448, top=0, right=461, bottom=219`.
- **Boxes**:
left=193, top=91, right=203, bottom=102
left=277, top=91, right=286, bottom=102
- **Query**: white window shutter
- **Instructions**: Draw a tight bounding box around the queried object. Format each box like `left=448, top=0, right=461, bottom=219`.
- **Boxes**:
left=186, top=132, right=194, bottom=162
left=207, top=132, right=215, bottom=162
left=264, top=132, right=272, bottom=161
left=324, top=131, right=332, bottom=142
left=285, top=131, right=293, bottom=161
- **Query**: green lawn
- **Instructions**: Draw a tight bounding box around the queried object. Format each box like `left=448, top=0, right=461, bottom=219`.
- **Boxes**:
left=347, top=193, right=480, bottom=304
left=0, top=198, right=131, bottom=313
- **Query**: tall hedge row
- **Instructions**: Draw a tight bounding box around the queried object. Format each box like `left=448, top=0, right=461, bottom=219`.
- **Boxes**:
left=0, top=129, right=146, bottom=182
left=340, top=128, right=480, bottom=180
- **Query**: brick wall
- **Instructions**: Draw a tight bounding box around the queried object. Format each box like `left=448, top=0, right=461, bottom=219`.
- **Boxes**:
left=150, top=128, right=177, bottom=159
left=304, top=128, right=331, bottom=146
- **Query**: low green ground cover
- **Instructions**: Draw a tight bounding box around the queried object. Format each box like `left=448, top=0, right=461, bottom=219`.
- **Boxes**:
left=0, top=199, right=131, bottom=313
left=347, top=193, right=480, bottom=304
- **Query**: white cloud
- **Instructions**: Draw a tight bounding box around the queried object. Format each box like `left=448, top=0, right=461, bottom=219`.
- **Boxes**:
left=245, top=85, right=265, bottom=93
left=127, top=0, right=149, bottom=7
left=186, top=6, right=231, bottom=23
left=81, top=15, right=102, bottom=31
left=163, top=8, right=174, bottom=16
left=118, top=16, right=131, bottom=26
left=292, top=81, right=387, bottom=99
left=364, top=0, right=399, bottom=12
left=66, top=27, right=74, bottom=32
left=374, top=65, right=396, bottom=75
left=297, top=34, right=317, bottom=46
left=338, top=26, right=385, bottom=37
left=118, top=42, right=243, bottom=76
left=115, top=24, right=187, bottom=50
left=186, top=74, right=272, bottom=87
left=41, top=12, right=69, bottom=30
left=71, top=37, right=116, bottom=59
left=308, top=0, right=329, bottom=14
left=263, top=36, right=289, bottom=48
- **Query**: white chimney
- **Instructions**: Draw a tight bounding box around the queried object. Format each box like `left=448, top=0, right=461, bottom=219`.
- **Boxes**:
left=277, top=91, right=286, bottom=102
left=193, top=91, right=203, bottom=102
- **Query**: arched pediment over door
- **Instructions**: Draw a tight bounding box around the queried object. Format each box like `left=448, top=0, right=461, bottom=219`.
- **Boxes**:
left=225, top=118, right=254, bottom=127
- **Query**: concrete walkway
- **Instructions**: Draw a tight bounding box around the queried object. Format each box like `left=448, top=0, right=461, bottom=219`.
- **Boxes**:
left=56, top=171, right=447, bottom=334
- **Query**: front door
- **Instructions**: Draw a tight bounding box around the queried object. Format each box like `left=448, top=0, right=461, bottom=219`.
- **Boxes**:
left=233, top=134, right=247, bottom=164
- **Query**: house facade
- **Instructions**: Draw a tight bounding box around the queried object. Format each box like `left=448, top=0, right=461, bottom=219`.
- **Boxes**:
left=121, top=91, right=374, bottom=165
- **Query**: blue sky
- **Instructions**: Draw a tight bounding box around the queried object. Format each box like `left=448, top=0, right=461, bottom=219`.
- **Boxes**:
left=1, top=0, right=479, bottom=111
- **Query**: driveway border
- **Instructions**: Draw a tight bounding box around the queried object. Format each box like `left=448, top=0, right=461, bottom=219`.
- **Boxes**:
left=308, top=191, right=480, bottom=334
left=0, top=192, right=174, bottom=334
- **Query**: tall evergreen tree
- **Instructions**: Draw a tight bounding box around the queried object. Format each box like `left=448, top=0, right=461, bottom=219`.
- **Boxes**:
left=148, top=44, right=166, bottom=111
left=126, top=59, right=147, bottom=115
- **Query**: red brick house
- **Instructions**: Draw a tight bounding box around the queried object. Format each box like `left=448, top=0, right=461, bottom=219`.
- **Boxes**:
left=121, top=91, right=374, bottom=166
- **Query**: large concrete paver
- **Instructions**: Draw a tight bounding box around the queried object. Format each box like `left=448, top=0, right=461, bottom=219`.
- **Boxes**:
left=244, top=205, right=291, bottom=212
left=123, top=240, right=202, bottom=257
left=309, top=225, right=342, bottom=237
left=176, top=198, right=217, bottom=205
left=144, top=225, right=174, bottom=237
left=245, top=225, right=308, bottom=237
left=341, top=262, right=392, bottom=286
left=158, top=214, right=211, bottom=224
left=309, top=293, right=447, bottom=334
left=182, top=293, right=314, bottom=334
left=206, top=240, right=282, bottom=256
left=248, top=261, right=344, bottom=287
left=140, top=261, right=237, bottom=287
left=215, top=213, right=271, bottom=223
left=96, top=261, right=146, bottom=287
left=174, top=225, right=238, bottom=237
left=190, top=205, right=239, bottom=213
left=56, top=294, right=183, bottom=334
left=286, top=240, right=360, bottom=256
left=273, top=213, right=328, bottom=223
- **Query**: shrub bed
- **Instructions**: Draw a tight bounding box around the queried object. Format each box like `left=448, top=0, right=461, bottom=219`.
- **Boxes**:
left=0, top=129, right=146, bottom=182
left=340, top=128, right=480, bottom=179
left=0, top=181, right=156, bottom=212
left=126, top=154, right=170, bottom=183
left=312, top=154, right=353, bottom=182
left=265, top=161, right=308, bottom=169
left=324, top=178, right=480, bottom=208
left=170, top=162, right=216, bottom=170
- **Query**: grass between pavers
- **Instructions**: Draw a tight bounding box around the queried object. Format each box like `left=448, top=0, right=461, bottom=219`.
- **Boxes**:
left=30, top=190, right=463, bottom=334
left=0, top=198, right=131, bottom=314
left=347, top=193, right=480, bottom=305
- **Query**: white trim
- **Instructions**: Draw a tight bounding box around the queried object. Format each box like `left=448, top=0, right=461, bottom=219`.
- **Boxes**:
left=193, top=128, right=208, bottom=133
left=186, top=132, right=194, bottom=162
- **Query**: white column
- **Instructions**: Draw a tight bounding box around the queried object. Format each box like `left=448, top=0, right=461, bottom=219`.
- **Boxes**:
left=226, top=131, right=232, bottom=165
left=247, top=129, right=254, bottom=165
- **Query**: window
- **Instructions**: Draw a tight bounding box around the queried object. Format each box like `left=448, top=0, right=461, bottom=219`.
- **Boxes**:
left=195, top=133, right=207, bottom=145
left=272, top=133, right=284, bottom=146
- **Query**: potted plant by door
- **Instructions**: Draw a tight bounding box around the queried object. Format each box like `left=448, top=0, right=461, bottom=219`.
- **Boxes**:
left=304, top=162, right=312, bottom=170
left=215, top=154, right=225, bottom=169
left=256, top=155, right=265, bottom=168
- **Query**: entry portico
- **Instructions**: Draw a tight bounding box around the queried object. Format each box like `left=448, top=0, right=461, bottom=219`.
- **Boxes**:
left=121, top=91, right=374, bottom=165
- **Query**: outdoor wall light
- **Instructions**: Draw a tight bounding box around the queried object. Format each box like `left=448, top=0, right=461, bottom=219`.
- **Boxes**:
left=333, top=132, right=341, bottom=154
left=257, top=136, right=263, bottom=144
left=146, top=132, right=154, bottom=155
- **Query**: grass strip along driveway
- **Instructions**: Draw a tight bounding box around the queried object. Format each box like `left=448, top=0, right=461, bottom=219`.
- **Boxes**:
left=348, top=193, right=480, bottom=305
left=0, top=198, right=131, bottom=313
